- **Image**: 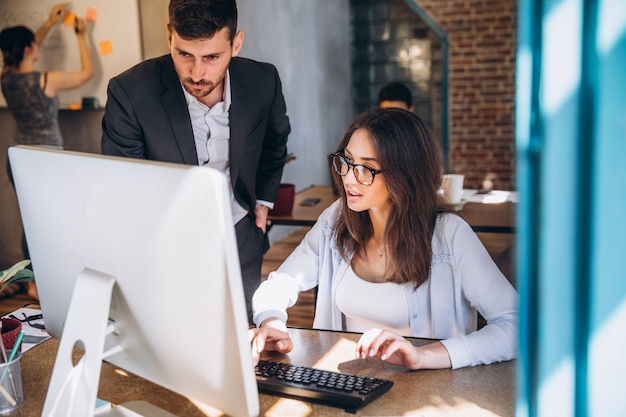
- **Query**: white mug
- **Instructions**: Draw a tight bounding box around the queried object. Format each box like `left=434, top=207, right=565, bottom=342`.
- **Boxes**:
left=441, top=174, right=465, bottom=204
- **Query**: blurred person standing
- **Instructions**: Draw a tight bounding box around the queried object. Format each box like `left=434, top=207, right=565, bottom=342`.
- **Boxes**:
left=1, top=3, right=94, bottom=300
left=377, top=81, right=413, bottom=112
left=1, top=3, right=94, bottom=149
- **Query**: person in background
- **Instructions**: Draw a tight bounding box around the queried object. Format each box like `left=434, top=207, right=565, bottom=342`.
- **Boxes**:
left=101, top=0, right=291, bottom=321
left=250, top=108, right=517, bottom=370
left=377, top=81, right=414, bottom=112
left=1, top=3, right=94, bottom=300
left=1, top=3, right=94, bottom=149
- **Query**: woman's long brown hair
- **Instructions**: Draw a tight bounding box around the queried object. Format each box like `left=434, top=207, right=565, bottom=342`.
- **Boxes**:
left=332, top=108, right=445, bottom=288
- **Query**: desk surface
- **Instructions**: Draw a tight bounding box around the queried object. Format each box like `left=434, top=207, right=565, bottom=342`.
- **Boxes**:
left=269, top=185, right=516, bottom=233
left=15, top=328, right=515, bottom=417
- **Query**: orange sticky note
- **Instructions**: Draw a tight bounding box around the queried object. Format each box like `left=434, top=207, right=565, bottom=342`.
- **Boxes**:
left=99, top=40, right=113, bottom=55
left=63, top=12, right=76, bottom=27
left=85, top=7, right=98, bottom=23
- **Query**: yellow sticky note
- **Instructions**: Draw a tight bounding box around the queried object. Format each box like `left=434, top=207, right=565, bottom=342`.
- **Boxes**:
left=99, top=40, right=113, bottom=55
left=85, top=7, right=98, bottom=23
left=63, top=12, right=76, bottom=27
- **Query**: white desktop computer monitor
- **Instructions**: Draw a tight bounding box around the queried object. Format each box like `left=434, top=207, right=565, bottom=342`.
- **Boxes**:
left=9, top=146, right=259, bottom=417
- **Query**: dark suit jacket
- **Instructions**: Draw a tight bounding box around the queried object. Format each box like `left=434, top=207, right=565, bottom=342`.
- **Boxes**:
left=101, top=55, right=291, bottom=213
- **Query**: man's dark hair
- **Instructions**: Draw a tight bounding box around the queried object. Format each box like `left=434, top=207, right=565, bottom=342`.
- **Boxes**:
left=169, top=0, right=238, bottom=42
left=377, top=82, right=413, bottom=109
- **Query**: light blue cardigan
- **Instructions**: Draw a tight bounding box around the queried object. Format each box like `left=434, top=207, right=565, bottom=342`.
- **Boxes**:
left=253, top=200, right=518, bottom=368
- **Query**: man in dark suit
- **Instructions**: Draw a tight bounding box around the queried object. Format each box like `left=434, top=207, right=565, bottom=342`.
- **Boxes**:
left=101, top=0, right=291, bottom=321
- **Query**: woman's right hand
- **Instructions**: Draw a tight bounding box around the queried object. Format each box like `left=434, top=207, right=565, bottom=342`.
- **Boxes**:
left=47, top=3, right=67, bottom=25
left=249, top=318, right=293, bottom=365
left=356, top=328, right=452, bottom=370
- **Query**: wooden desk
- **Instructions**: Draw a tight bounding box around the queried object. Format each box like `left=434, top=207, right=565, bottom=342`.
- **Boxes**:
left=269, top=185, right=516, bottom=234
left=15, top=328, right=515, bottom=416
left=460, top=201, right=516, bottom=234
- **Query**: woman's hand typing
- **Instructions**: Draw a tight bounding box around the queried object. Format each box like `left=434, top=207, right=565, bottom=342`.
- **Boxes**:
left=356, top=328, right=452, bottom=370
left=249, top=318, right=293, bottom=365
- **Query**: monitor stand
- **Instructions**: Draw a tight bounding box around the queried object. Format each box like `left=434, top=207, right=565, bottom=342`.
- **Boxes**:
left=41, top=269, right=178, bottom=417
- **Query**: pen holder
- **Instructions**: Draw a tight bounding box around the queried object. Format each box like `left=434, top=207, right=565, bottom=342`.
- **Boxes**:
left=0, top=353, right=24, bottom=413
left=1, top=318, right=22, bottom=353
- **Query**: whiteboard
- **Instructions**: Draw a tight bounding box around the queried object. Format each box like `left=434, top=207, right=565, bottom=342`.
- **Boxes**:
left=0, top=0, right=142, bottom=108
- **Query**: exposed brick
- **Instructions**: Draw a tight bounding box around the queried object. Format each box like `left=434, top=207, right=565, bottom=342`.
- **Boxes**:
left=417, top=0, right=517, bottom=190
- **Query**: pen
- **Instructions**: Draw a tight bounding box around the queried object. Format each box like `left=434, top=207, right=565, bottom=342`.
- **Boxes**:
left=0, top=382, right=16, bottom=406
left=0, top=321, right=8, bottom=363
left=7, top=331, right=24, bottom=363
left=0, top=331, right=22, bottom=407
left=0, top=331, right=24, bottom=388
left=0, top=321, right=12, bottom=404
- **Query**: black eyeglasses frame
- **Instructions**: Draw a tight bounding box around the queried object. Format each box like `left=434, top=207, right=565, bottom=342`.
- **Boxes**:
left=329, top=152, right=383, bottom=186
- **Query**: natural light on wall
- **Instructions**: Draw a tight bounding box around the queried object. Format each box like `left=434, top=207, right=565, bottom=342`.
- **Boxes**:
left=537, top=1, right=582, bottom=416
left=542, top=0, right=581, bottom=115
left=589, top=0, right=626, bottom=415
left=516, top=0, right=626, bottom=415
left=598, top=0, right=626, bottom=53
left=589, top=300, right=626, bottom=415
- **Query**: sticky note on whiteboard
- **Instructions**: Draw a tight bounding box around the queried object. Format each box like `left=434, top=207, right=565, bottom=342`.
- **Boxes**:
left=63, top=12, right=77, bottom=26
left=99, top=40, right=113, bottom=55
left=85, top=7, right=98, bottom=23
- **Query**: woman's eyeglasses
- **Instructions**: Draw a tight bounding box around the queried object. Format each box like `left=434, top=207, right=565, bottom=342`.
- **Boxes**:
left=329, top=153, right=382, bottom=186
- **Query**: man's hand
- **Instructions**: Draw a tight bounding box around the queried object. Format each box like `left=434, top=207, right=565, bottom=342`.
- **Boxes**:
left=254, top=203, right=270, bottom=233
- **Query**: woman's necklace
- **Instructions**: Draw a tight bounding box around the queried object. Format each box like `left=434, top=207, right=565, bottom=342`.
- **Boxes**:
left=373, top=237, right=385, bottom=258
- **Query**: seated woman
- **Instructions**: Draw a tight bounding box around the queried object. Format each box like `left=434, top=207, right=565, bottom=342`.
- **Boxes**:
left=250, top=108, right=517, bottom=370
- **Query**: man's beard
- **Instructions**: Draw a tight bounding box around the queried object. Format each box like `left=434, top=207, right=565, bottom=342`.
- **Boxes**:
left=182, top=78, right=217, bottom=99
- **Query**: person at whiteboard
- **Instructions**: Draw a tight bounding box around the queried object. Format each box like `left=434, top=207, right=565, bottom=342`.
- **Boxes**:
left=101, top=0, right=291, bottom=322
left=0, top=3, right=94, bottom=149
left=1, top=3, right=94, bottom=301
left=250, top=108, right=517, bottom=370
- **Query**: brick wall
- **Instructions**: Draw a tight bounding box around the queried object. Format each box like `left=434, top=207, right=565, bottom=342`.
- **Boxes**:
left=416, top=0, right=517, bottom=190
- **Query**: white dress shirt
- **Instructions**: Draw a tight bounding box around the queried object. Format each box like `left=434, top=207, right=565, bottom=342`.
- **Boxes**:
left=183, top=72, right=247, bottom=224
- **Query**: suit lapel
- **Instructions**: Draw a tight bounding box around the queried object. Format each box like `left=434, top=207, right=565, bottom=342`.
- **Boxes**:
left=228, top=62, right=248, bottom=190
left=160, top=59, right=198, bottom=165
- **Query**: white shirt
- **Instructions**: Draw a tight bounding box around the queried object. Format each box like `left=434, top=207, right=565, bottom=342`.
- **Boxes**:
left=183, top=71, right=247, bottom=224
left=253, top=201, right=518, bottom=369
left=336, top=267, right=411, bottom=335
